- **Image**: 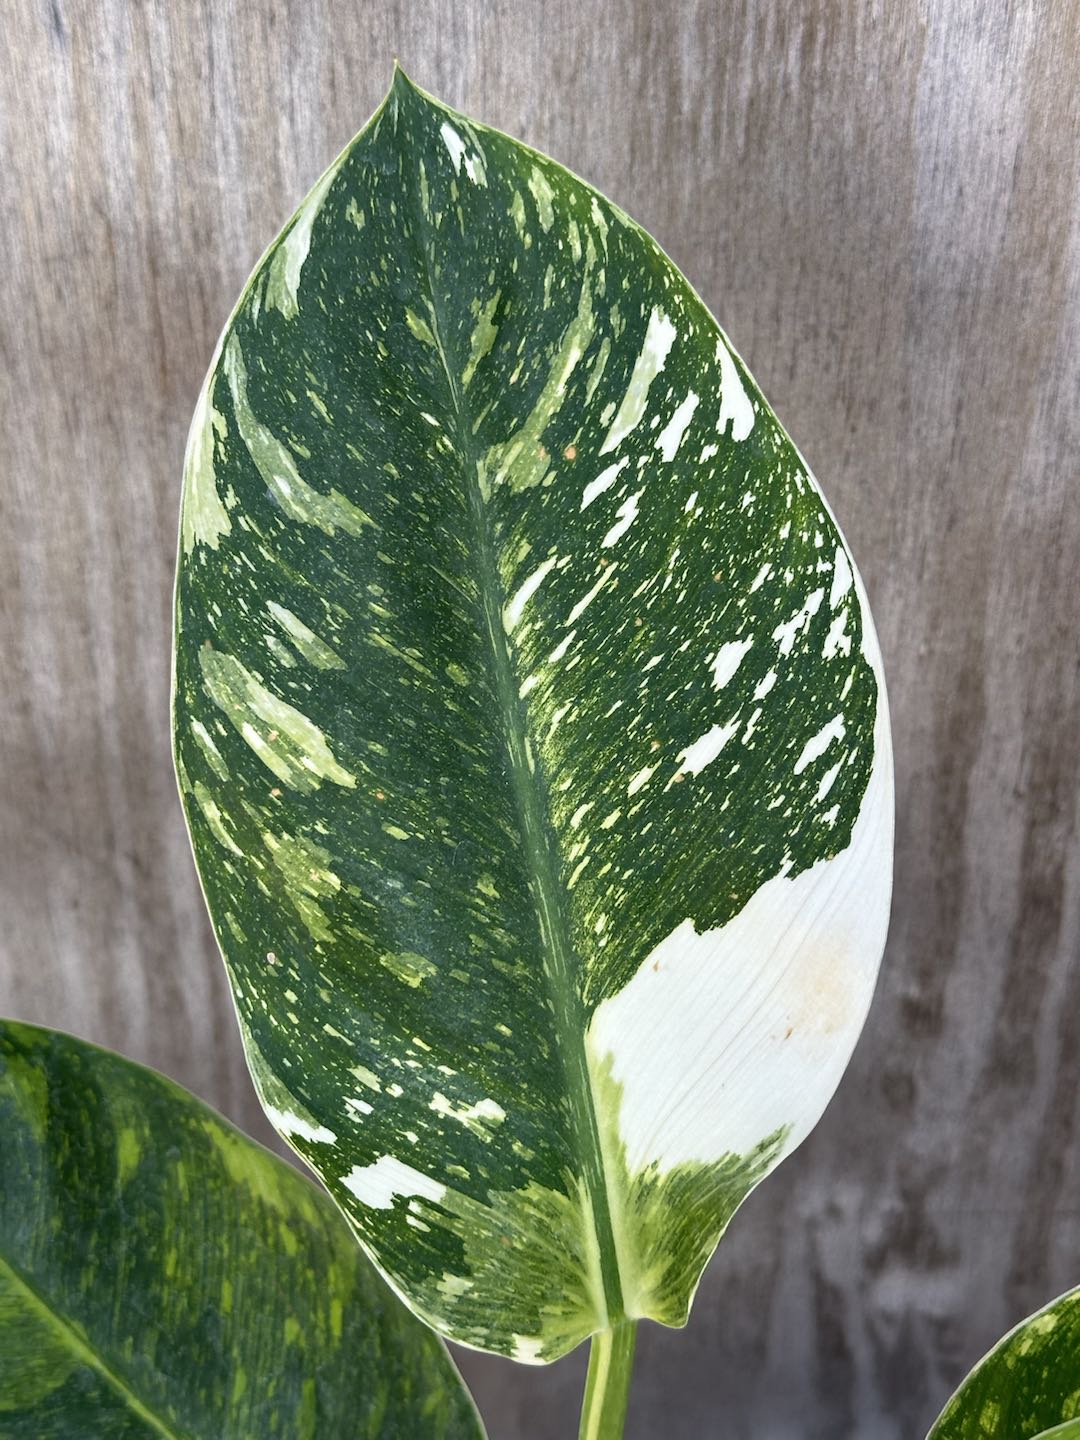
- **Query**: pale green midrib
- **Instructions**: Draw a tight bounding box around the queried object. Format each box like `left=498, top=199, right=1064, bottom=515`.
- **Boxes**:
left=398, top=113, right=626, bottom=1331
left=0, top=1251, right=190, bottom=1439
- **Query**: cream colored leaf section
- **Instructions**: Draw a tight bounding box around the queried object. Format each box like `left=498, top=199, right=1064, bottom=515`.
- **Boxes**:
left=586, top=610, right=892, bottom=1179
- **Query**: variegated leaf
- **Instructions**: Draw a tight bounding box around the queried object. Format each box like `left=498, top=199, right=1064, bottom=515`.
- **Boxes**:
left=0, top=1019, right=483, bottom=1437
left=928, top=1286, right=1080, bottom=1440
left=173, top=69, right=893, bottom=1362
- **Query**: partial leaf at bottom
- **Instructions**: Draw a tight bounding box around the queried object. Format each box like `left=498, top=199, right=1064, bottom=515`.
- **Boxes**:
left=0, top=1019, right=483, bottom=1438
left=928, top=1286, right=1080, bottom=1440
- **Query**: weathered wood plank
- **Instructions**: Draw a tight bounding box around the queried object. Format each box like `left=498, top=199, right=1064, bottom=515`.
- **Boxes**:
left=2, top=2, right=1077, bottom=1435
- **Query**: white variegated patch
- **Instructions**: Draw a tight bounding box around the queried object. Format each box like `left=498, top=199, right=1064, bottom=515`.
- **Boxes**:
left=586, top=569, right=892, bottom=1180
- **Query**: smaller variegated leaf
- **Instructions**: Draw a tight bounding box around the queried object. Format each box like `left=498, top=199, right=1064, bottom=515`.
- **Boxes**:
left=928, top=1286, right=1080, bottom=1440
left=173, top=69, right=894, bottom=1361
left=0, top=1019, right=483, bottom=1439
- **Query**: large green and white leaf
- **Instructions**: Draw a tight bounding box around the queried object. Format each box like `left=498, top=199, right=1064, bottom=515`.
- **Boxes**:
left=0, top=1019, right=483, bottom=1438
left=928, top=1286, right=1080, bottom=1440
left=173, top=70, right=893, bottom=1362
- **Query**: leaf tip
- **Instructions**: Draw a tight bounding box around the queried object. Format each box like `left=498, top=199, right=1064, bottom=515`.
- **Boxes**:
left=389, top=60, right=423, bottom=102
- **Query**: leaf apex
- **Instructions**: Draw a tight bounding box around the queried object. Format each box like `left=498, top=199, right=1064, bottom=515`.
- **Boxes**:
left=389, top=61, right=424, bottom=102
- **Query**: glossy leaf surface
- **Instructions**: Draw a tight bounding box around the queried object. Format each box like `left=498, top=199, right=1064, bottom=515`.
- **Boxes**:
left=928, top=1287, right=1080, bottom=1440
left=0, top=1019, right=482, bottom=1438
left=173, top=71, right=894, bottom=1360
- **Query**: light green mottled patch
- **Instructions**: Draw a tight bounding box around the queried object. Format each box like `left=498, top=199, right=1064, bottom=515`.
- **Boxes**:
left=483, top=238, right=597, bottom=495
left=406, top=307, right=438, bottom=349
left=264, top=150, right=348, bottom=321
left=181, top=380, right=231, bottom=554
left=265, top=634, right=298, bottom=667
left=584, top=335, right=611, bottom=404
left=190, top=719, right=229, bottom=779
left=264, top=828, right=341, bottom=942
left=510, top=189, right=527, bottom=237
left=223, top=335, right=372, bottom=536
left=114, top=1127, right=141, bottom=1188
left=199, top=648, right=355, bottom=792
left=380, top=950, right=438, bottom=988
left=267, top=601, right=345, bottom=670
left=528, top=166, right=555, bottom=232
left=194, top=781, right=243, bottom=855
left=429, top=1093, right=505, bottom=1138
left=351, top=1064, right=382, bottom=1093
left=462, top=291, right=501, bottom=389
left=307, top=388, right=333, bottom=424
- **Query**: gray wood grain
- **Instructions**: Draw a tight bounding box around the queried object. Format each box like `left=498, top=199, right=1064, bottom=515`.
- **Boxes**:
left=2, top=1, right=1077, bottom=1435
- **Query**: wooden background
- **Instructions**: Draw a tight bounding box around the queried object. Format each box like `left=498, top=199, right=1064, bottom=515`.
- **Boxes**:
left=3, top=2, right=1078, bottom=1435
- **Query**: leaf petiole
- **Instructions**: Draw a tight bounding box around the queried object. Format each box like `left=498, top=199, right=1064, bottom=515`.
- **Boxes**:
left=578, top=1321, right=638, bottom=1440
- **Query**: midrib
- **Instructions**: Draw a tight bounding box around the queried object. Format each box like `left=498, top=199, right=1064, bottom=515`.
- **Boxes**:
left=0, top=1252, right=187, bottom=1439
left=403, top=145, right=626, bottom=1332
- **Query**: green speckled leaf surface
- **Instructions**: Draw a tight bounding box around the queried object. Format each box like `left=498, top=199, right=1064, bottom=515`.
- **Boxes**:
left=928, top=1287, right=1080, bottom=1440
left=0, top=1019, right=483, bottom=1438
left=173, top=71, right=893, bottom=1361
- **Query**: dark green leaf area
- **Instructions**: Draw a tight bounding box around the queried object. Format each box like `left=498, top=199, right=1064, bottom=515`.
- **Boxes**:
left=0, top=1020, right=482, bottom=1439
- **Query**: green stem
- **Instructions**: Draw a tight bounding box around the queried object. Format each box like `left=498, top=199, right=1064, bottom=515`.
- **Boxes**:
left=578, top=1322, right=638, bottom=1440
